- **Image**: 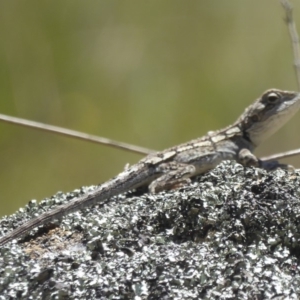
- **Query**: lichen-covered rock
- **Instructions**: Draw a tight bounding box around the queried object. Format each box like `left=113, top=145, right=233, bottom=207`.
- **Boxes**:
left=1, top=161, right=300, bottom=299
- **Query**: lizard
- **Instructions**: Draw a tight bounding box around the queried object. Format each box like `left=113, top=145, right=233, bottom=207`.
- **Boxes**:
left=0, top=88, right=300, bottom=247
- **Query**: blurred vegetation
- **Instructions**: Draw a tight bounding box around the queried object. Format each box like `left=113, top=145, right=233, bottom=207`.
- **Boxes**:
left=0, top=1, right=299, bottom=216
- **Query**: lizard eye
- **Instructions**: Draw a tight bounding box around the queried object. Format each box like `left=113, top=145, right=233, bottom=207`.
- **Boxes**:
left=266, top=92, right=280, bottom=103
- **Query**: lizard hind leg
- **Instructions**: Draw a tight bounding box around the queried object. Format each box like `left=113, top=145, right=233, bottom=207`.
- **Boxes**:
left=149, top=162, right=196, bottom=194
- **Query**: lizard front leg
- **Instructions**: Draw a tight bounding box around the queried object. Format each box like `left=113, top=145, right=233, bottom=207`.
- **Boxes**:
left=238, top=149, right=260, bottom=167
left=149, top=162, right=196, bottom=194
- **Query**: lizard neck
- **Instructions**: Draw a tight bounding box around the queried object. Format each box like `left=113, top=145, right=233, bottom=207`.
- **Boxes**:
left=211, top=123, right=255, bottom=150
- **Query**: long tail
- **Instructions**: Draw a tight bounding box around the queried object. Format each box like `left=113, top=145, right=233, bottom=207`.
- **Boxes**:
left=0, top=165, right=153, bottom=246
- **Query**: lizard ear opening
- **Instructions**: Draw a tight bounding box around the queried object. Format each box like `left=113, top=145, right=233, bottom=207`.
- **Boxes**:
left=250, top=114, right=259, bottom=122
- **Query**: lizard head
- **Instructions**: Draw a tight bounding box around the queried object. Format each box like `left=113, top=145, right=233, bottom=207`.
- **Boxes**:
left=237, top=89, right=300, bottom=146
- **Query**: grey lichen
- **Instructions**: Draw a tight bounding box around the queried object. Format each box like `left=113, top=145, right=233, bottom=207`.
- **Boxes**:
left=1, top=161, right=300, bottom=299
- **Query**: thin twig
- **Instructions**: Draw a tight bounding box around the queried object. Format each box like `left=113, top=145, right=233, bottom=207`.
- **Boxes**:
left=261, top=147, right=300, bottom=162
left=281, top=0, right=300, bottom=90
left=0, top=113, right=154, bottom=156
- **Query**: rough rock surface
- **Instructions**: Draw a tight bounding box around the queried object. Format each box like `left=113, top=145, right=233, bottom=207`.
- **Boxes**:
left=1, top=161, right=300, bottom=299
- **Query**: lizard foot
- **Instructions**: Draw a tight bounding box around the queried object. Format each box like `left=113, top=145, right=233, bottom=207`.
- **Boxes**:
left=259, top=160, right=294, bottom=171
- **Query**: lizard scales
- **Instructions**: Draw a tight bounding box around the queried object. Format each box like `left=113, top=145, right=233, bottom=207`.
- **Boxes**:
left=0, top=89, right=300, bottom=246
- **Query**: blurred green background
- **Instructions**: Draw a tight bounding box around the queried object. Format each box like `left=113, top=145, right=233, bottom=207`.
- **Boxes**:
left=0, top=1, right=300, bottom=217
